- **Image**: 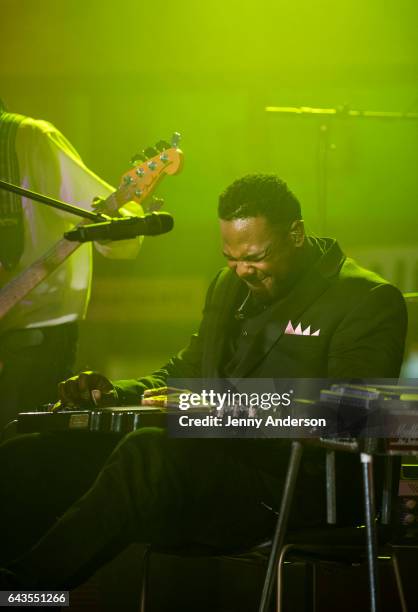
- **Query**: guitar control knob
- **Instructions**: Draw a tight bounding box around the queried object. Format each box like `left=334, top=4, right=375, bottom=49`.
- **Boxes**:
left=171, top=132, right=181, bottom=147
left=148, top=161, right=157, bottom=171
left=405, top=498, right=417, bottom=510
left=402, top=513, right=416, bottom=525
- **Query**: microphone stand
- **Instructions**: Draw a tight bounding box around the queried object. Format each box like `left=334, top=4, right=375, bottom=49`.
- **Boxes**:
left=265, top=104, right=418, bottom=234
left=0, top=179, right=108, bottom=222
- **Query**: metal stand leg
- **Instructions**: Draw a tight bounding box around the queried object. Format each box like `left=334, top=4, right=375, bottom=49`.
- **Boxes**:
left=326, top=450, right=337, bottom=524
left=360, top=452, right=380, bottom=612
left=276, top=544, right=294, bottom=612
left=391, top=551, right=408, bottom=612
left=139, top=545, right=151, bottom=612
left=259, top=440, right=304, bottom=612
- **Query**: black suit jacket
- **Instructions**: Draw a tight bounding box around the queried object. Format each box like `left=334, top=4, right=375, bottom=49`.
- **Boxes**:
left=115, top=239, right=407, bottom=402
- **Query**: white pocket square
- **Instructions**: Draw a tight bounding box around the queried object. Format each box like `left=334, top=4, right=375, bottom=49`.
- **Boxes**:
left=285, top=320, right=320, bottom=337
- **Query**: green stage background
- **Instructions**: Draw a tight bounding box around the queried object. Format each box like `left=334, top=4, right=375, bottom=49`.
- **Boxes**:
left=1, top=0, right=417, bottom=380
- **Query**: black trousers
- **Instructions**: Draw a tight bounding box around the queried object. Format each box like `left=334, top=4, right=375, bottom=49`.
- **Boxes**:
left=6, top=429, right=308, bottom=590
left=0, top=323, right=78, bottom=429
left=0, top=431, right=121, bottom=564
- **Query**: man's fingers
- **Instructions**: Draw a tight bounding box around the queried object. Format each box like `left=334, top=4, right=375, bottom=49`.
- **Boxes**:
left=79, top=372, right=111, bottom=391
left=58, top=379, right=78, bottom=406
left=143, top=387, right=187, bottom=398
left=91, top=389, right=102, bottom=405
left=141, top=395, right=167, bottom=407
left=92, top=388, right=117, bottom=407
left=143, top=387, right=167, bottom=397
left=78, top=372, right=92, bottom=392
left=141, top=392, right=184, bottom=409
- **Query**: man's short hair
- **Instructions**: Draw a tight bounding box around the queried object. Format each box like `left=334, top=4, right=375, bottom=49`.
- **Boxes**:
left=218, top=174, right=302, bottom=228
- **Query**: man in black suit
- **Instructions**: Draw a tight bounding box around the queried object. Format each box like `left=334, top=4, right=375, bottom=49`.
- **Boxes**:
left=4, top=174, right=407, bottom=589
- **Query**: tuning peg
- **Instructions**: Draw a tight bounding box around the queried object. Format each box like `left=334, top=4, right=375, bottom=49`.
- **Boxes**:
left=130, top=152, right=146, bottom=165
left=171, top=132, right=181, bottom=147
left=155, top=140, right=171, bottom=152
left=144, top=147, right=158, bottom=158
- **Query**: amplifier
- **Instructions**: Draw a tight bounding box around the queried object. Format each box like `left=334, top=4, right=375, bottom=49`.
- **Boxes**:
left=398, top=462, right=418, bottom=533
left=397, top=457, right=418, bottom=544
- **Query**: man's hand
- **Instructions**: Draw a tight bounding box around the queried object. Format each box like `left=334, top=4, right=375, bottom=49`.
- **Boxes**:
left=53, top=371, right=118, bottom=410
left=142, top=387, right=216, bottom=412
left=141, top=387, right=188, bottom=409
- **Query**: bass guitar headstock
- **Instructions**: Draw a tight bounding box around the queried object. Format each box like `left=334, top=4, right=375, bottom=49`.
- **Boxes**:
left=95, top=133, right=183, bottom=214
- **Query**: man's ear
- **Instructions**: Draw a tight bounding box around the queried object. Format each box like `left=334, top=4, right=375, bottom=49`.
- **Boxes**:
left=289, top=220, right=305, bottom=248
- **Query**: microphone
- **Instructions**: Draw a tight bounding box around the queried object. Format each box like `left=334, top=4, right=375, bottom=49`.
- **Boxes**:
left=64, top=212, right=174, bottom=242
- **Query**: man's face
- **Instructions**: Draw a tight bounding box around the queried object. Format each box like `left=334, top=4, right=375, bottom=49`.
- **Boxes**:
left=220, top=216, right=300, bottom=300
